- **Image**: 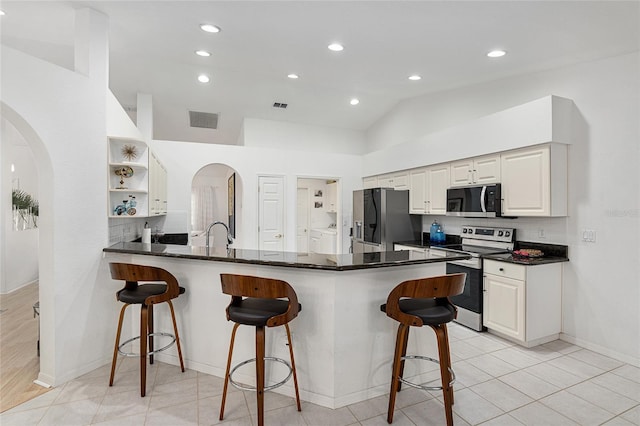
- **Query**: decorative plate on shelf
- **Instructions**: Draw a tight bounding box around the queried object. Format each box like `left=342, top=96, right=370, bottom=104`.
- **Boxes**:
left=512, top=249, right=544, bottom=258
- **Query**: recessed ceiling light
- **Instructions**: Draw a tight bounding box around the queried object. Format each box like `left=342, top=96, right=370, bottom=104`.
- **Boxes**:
left=197, top=74, right=210, bottom=83
left=195, top=50, right=211, bottom=57
left=200, top=24, right=221, bottom=33
left=350, top=98, right=360, bottom=106
left=287, top=74, right=299, bottom=79
left=0, top=10, right=5, bottom=16
left=487, top=49, right=507, bottom=58
left=328, top=43, right=344, bottom=52
left=408, top=75, right=422, bottom=81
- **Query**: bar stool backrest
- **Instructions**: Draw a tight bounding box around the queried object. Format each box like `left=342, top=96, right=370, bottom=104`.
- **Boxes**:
left=220, top=274, right=299, bottom=327
left=109, top=263, right=181, bottom=304
left=385, top=273, right=467, bottom=327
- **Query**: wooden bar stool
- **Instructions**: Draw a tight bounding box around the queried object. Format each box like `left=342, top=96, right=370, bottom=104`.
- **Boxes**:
left=108, top=263, right=186, bottom=397
left=381, top=273, right=466, bottom=426
left=219, top=274, right=302, bottom=426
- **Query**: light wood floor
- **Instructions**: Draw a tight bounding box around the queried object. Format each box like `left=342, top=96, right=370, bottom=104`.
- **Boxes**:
left=0, top=282, right=50, bottom=413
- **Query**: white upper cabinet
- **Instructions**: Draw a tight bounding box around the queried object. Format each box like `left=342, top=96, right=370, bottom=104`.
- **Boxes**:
left=409, top=168, right=427, bottom=214
left=450, top=154, right=501, bottom=187
left=377, top=171, right=409, bottom=190
left=501, top=144, right=567, bottom=217
left=149, top=151, right=168, bottom=215
left=409, top=164, right=450, bottom=215
left=326, top=181, right=338, bottom=213
left=362, top=176, right=377, bottom=189
left=427, top=164, right=450, bottom=215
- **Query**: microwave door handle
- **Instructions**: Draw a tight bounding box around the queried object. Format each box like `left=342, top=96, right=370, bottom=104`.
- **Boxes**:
left=480, top=186, right=487, bottom=213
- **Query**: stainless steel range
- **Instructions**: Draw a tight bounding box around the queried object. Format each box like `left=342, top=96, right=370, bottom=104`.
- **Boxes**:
left=431, top=226, right=515, bottom=331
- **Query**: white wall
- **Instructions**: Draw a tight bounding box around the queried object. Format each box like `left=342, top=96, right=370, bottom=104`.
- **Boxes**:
left=243, top=118, right=366, bottom=155
left=151, top=137, right=362, bottom=255
left=366, top=52, right=640, bottom=364
left=1, top=117, right=39, bottom=293
left=0, top=10, right=119, bottom=386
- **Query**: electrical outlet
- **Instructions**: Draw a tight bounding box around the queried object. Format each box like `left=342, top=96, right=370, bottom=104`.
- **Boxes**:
left=582, top=229, right=597, bottom=242
left=538, top=229, right=545, bottom=238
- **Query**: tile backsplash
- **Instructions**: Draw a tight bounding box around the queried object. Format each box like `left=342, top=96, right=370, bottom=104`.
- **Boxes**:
left=422, top=215, right=568, bottom=244
left=108, top=216, right=165, bottom=245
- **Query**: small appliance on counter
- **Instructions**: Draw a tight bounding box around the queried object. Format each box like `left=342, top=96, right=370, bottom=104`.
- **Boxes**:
left=429, top=220, right=446, bottom=244
left=352, top=188, right=421, bottom=253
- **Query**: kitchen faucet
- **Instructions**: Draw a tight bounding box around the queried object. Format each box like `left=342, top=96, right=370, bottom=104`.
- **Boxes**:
left=205, top=221, right=233, bottom=250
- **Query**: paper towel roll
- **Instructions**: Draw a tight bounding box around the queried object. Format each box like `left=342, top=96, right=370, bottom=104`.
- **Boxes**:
left=142, top=228, right=151, bottom=244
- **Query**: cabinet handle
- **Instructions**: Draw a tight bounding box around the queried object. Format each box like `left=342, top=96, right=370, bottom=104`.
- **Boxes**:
left=499, top=268, right=504, bottom=271
left=473, top=169, right=477, bottom=183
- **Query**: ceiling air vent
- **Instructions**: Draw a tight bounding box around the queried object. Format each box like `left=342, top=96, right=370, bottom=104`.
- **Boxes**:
left=272, top=102, right=288, bottom=109
left=189, top=110, right=219, bottom=129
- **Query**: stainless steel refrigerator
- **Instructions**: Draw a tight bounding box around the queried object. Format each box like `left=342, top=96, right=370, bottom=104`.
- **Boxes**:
left=352, top=188, right=421, bottom=253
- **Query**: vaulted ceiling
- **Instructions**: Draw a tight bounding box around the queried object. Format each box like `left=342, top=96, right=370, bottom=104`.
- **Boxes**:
left=1, top=1, right=638, bottom=145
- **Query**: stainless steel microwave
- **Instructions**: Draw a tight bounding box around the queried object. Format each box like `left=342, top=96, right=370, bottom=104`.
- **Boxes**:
left=446, top=184, right=502, bottom=218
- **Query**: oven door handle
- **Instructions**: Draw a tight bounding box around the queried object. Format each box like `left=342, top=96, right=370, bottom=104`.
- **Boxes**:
left=480, top=185, right=487, bottom=213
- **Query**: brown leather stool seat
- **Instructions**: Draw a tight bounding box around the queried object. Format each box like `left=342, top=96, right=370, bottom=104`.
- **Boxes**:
left=219, top=274, right=302, bottom=426
left=108, top=263, right=186, bottom=397
left=381, top=273, right=466, bottom=426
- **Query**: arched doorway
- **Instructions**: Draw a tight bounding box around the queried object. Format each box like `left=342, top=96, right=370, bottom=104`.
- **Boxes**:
left=1, top=103, right=54, bottom=409
left=190, top=163, right=241, bottom=248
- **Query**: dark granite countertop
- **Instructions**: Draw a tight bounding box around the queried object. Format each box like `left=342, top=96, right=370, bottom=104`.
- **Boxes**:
left=483, top=252, right=569, bottom=265
left=103, top=242, right=471, bottom=271
left=395, top=233, right=462, bottom=249
left=483, top=241, right=569, bottom=265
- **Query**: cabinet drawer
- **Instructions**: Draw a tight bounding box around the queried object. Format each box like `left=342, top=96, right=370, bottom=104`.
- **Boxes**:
left=484, top=260, right=525, bottom=281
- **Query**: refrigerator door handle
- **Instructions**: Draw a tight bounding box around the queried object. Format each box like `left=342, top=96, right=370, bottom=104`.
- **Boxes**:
left=354, top=221, right=362, bottom=239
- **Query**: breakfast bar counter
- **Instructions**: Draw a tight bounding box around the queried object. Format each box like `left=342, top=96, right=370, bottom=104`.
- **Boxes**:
left=103, top=241, right=469, bottom=270
left=103, top=243, right=469, bottom=409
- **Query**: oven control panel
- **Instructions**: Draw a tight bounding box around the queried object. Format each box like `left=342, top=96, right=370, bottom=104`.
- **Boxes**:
left=461, top=226, right=515, bottom=243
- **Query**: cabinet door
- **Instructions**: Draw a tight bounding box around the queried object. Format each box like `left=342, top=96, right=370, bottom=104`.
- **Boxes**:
left=409, top=169, right=427, bottom=214
left=450, top=159, right=473, bottom=187
left=483, top=273, right=525, bottom=341
left=392, top=172, right=409, bottom=190
left=377, top=174, right=393, bottom=188
left=326, top=182, right=337, bottom=213
left=474, top=154, right=501, bottom=184
left=501, top=145, right=550, bottom=216
left=426, top=164, right=450, bottom=215
left=363, top=176, right=377, bottom=189
left=148, top=153, right=158, bottom=214
left=159, top=163, right=167, bottom=214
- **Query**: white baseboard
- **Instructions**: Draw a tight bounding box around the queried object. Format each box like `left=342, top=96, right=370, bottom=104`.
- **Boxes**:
left=560, top=333, right=640, bottom=367
left=33, top=379, right=51, bottom=388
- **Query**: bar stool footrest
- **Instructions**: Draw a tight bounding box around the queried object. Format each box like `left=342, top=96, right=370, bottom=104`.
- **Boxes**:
left=229, top=357, right=293, bottom=392
left=118, top=332, right=176, bottom=357
left=397, top=355, right=455, bottom=391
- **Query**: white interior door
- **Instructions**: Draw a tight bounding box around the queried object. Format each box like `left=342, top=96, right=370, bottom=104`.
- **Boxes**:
left=258, top=176, right=284, bottom=251
left=296, top=188, right=310, bottom=252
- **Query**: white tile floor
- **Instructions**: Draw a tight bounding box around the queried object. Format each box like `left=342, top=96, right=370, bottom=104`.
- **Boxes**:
left=2, top=323, right=639, bottom=425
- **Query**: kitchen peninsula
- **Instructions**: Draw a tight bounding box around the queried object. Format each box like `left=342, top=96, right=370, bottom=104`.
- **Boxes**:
left=103, top=242, right=469, bottom=408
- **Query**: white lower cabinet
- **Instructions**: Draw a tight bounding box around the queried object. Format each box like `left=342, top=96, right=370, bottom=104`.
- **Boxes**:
left=310, top=229, right=336, bottom=254
left=483, top=259, right=562, bottom=347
